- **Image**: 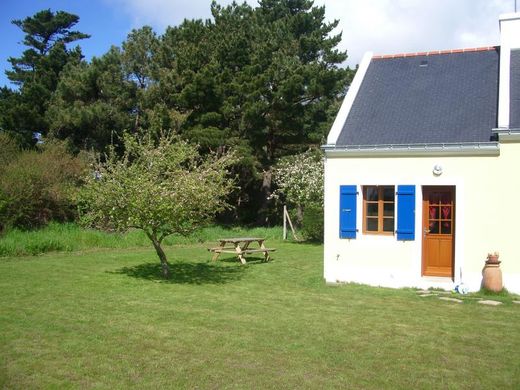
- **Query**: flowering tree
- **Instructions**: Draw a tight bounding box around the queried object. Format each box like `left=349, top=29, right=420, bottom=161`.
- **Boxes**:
left=272, top=149, right=324, bottom=210
left=79, top=133, right=235, bottom=278
left=271, top=149, right=324, bottom=240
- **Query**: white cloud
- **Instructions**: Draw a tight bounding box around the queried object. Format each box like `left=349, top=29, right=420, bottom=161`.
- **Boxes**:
left=317, top=0, right=512, bottom=66
left=105, top=0, right=514, bottom=66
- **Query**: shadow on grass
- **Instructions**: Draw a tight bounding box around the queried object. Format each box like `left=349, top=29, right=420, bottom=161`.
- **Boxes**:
left=112, top=261, right=246, bottom=284
left=218, top=255, right=271, bottom=264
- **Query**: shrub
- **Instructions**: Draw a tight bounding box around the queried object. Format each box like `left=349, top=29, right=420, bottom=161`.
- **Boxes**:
left=301, top=205, right=324, bottom=242
left=0, top=132, right=20, bottom=167
left=0, top=140, right=87, bottom=230
left=272, top=149, right=324, bottom=241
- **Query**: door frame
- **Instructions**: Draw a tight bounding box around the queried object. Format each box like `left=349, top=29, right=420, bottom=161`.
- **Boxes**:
left=421, top=186, right=456, bottom=279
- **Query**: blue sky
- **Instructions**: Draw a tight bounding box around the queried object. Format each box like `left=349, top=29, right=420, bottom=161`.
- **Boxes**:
left=1, top=0, right=226, bottom=87
left=1, top=0, right=516, bottom=88
left=2, top=0, right=127, bottom=87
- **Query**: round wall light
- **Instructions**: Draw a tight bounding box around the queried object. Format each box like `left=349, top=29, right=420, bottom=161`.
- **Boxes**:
left=433, top=164, right=443, bottom=176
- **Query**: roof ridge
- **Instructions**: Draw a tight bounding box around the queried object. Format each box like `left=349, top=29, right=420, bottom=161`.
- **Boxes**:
left=372, top=46, right=498, bottom=60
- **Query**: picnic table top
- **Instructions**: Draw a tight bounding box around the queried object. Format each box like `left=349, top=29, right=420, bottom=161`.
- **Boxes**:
left=217, top=237, right=265, bottom=243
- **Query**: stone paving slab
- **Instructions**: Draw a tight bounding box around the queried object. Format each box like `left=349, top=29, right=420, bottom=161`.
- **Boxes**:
left=418, top=293, right=437, bottom=297
left=513, top=301, right=520, bottom=305
left=439, top=297, right=463, bottom=303
left=478, top=300, right=503, bottom=306
left=416, top=290, right=451, bottom=295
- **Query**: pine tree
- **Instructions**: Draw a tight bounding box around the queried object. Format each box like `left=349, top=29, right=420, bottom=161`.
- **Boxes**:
left=2, top=9, right=89, bottom=145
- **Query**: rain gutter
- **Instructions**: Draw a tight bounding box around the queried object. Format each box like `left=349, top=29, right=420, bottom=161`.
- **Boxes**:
left=322, top=142, right=500, bottom=158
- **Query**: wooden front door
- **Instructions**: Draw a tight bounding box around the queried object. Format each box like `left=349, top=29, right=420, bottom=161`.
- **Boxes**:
left=422, top=186, right=455, bottom=278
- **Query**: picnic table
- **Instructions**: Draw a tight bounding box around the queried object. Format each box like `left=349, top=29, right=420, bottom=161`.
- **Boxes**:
left=208, top=237, right=276, bottom=264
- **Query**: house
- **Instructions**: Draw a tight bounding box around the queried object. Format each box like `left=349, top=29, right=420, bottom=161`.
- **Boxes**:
left=322, top=13, right=520, bottom=294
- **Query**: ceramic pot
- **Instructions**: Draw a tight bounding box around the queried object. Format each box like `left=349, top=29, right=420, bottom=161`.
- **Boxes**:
left=482, top=262, right=503, bottom=292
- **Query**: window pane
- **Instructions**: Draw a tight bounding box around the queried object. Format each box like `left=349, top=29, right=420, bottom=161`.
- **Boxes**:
left=441, top=206, right=451, bottom=220
left=429, top=221, right=439, bottom=234
left=382, top=187, right=394, bottom=201
left=366, top=218, right=378, bottom=231
left=383, top=218, right=394, bottom=232
left=429, top=206, right=438, bottom=220
left=367, top=203, right=378, bottom=216
left=441, top=222, right=451, bottom=234
left=366, top=187, right=378, bottom=201
left=383, top=202, right=394, bottom=217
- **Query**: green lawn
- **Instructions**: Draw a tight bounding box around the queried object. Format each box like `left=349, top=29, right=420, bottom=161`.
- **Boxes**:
left=1, top=239, right=519, bottom=389
left=0, top=223, right=283, bottom=257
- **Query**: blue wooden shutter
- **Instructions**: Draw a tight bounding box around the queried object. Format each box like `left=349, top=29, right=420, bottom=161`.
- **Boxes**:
left=339, top=185, right=357, bottom=239
left=396, top=185, right=415, bottom=240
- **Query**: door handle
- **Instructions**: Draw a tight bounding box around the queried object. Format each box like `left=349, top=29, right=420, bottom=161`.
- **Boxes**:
left=423, top=229, right=430, bottom=237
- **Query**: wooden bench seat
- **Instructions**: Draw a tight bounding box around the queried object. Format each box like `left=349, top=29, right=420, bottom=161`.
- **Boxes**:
left=208, top=247, right=236, bottom=252
left=241, top=248, right=276, bottom=254
left=208, top=247, right=276, bottom=255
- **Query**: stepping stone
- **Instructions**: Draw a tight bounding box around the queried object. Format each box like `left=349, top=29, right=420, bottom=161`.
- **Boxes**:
left=513, top=301, right=520, bottom=305
left=478, top=300, right=503, bottom=306
left=416, top=290, right=450, bottom=295
left=439, top=297, right=463, bottom=303
left=418, top=293, right=437, bottom=297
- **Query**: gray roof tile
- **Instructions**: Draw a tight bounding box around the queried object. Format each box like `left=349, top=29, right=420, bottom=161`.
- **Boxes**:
left=336, top=49, right=499, bottom=146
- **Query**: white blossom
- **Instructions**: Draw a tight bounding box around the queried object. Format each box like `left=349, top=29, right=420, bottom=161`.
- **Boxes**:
left=271, top=149, right=323, bottom=208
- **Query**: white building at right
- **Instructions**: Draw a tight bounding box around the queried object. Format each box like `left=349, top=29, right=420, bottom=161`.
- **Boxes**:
left=322, top=13, right=520, bottom=294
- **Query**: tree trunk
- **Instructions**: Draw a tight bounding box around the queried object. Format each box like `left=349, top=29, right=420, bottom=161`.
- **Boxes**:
left=256, top=168, right=272, bottom=225
left=151, top=238, right=170, bottom=279
left=134, top=109, right=140, bottom=132
left=296, top=204, right=304, bottom=227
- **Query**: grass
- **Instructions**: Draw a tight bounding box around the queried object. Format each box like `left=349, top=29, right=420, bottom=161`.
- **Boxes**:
left=0, top=223, right=283, bottom=257
left=424, top=287, right=519, bottom=304
left=0, top=235, right=519, bottom=388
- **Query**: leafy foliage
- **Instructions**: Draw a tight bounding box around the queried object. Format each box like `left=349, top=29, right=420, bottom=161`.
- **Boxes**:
left=272, top=149, right=324, bottom=208
left=79, top=132, right=235, bottom=277
left=155, top=0, right=352, bottom=222
left=300, top=204, right=324, bottom=242
left=0, top=132, right=20, bottom=167
left=2, top=9, right=89, bottom=146
left=2, top=3, right=352, bottom=225
left=0, top=138, right=87, bottom=230
left=46, top=47, right=136, bottom=152
left=10, top=9, right=89, bottom=57
left=272, top=149, right=324, bottom=240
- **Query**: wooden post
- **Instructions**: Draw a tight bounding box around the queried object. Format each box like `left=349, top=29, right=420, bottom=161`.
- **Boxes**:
left=283, top=205, right=287, bottom=240
left=284, top=206, right=299, bottom=241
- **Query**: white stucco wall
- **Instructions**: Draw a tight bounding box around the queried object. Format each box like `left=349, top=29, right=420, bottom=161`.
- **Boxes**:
left=323, top=143, right=520, bottom=293
left=498, top=13, right=520, bottom=128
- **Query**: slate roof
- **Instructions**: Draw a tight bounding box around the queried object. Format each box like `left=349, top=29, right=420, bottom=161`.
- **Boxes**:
left=336, top=48, right=500, bottom=146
